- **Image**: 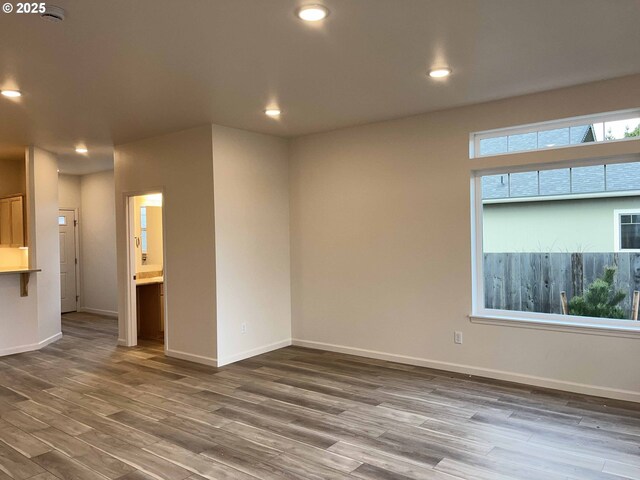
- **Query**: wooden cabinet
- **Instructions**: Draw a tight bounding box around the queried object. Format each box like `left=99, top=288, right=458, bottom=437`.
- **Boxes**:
left=137, top=282, right=164, bottom=341
left=0, top=199, right=10, bottom=246
left=0, top=195, right=25, bottom=248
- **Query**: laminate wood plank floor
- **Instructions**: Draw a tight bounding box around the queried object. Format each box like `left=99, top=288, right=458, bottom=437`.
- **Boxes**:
left=0, top=312, right=638, bottom=480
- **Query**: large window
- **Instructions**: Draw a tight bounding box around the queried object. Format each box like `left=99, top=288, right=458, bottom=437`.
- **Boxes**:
left=473, top=159, right=640, bottom=331
left=472, top=109, right=640, bottom=158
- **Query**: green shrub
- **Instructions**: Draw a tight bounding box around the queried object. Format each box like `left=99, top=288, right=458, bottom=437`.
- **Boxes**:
left=568, top=266, right=626, bottom=319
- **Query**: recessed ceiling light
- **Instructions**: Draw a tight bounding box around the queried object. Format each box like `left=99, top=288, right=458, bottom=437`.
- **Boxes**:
left=1, top=90, right=21, bottom=98
left=265, top=108, right=281, bottom=118
left=428, top=68, right=452, bottom=78
left=75, top=147, right=88, bottom=154
left=297, top=5, right=329, bottom=21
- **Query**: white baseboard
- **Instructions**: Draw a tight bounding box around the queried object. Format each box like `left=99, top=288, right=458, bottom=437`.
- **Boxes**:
left=165, top=348, right=218, bottom=367
left=0, top=332, right=63, bottom=357
left=79, top=307, right=118, bottom=318
left=292, top=339, right=640, bottom=403
left=217, top=338, right=292, bottom=367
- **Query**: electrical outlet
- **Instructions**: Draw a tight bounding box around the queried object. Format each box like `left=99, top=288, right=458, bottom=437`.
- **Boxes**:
left=241, top=322, right=247, bottom=334
left=454, top=331, right=463, bottom=344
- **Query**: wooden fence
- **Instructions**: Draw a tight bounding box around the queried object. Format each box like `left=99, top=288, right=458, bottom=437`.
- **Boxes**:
left=484, top=252, right=640, bottom=317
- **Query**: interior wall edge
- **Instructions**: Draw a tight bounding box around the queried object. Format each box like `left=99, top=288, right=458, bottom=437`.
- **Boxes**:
left=216, top=338, right=292, bottom=367
left=291, top=338, right=640, bottom=403
left=165, top=348, right=218, bottom=368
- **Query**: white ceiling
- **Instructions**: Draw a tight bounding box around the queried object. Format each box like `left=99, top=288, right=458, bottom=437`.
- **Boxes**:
left=1, top=0, right=639, bottom=174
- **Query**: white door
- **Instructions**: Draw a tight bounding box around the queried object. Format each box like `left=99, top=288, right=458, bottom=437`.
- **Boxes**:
left=59, top=209, right=78, bottom=313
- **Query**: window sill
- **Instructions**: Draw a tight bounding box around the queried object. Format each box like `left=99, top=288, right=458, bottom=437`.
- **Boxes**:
left=469, top=314, right=640, bottom=339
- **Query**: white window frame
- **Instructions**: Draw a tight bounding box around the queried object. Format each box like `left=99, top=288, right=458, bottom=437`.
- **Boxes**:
left=470, top=108, right=640, bottom=159
left=471, top=158, right=640, bottom=337
left=614, top=209, right=640, bottom=253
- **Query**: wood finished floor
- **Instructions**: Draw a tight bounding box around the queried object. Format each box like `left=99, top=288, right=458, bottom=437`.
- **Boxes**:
left=0, top=313, right=638, bottom=480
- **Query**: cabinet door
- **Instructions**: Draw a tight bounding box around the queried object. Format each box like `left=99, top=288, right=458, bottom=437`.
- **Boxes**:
left=10, top=197, right=24, bottom=247
left=0, top=199, right=10, bottom=247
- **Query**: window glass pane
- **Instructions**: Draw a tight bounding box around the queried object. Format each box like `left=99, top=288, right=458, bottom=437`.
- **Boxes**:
left=605, top=118, right=640, bottom=141
left=539, top=168, right=570, bottom=196
left=481, top=174, right=509, bottom=199
left=509, top=171, right=538, bottom=197
left=58, top=216, right=66, bottom=226
left=606, top=162, right=640, bottom=192
left=479, top=136, right=507, bottom=156
left=570, top=125, right=598, bottom=144
left=473, top=111, right=640, bottom=158
left=538, top=128, right=569, bottom=148
left=621, top=224, right=640, bottom=249
left=571, top=165, right=604, bottom=193
left=507, top=132, right=537, bottom=152
left=481, top=161, right=640, bottom=321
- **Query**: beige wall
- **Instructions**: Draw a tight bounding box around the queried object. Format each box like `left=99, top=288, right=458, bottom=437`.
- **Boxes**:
left=1, top=146, right=61, bottom=355
left=28, top=147, right=61, bottom=344
left=212, top=125, right=291, bottom=365
left=80, top=170, right=117, bottom=315
left=115, top=126, right=218, bottom=363
left=0, top=153, right=37, bottom=354
left=484, top=197, right=640, bottom=253
left=0, top=157, right=25, bottom=197
left=58, top=174, right=81, bottom=210
left=289, top=74, right=640, bottom=401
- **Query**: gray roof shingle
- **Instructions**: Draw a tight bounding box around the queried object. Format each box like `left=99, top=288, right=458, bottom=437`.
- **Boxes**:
left=479, top=124, right=640, bottom=199
left=482, top=162, right=640, bottom=200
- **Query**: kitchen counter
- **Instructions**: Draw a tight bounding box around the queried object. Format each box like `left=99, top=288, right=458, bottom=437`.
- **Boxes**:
left=136, top=276, right=163, bottom=286
left=0, top=268, right=41, bottom=296
left=0, top=268, right=40, bottom=275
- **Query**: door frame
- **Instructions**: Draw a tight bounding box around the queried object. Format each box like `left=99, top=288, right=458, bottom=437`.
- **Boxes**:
left=59, top=208, right=80, bottom=313
left=122, top=189, right=168, bottom=350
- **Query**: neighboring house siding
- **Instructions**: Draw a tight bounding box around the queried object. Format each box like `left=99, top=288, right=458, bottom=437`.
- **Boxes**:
left=483, top=196, right=640, bottom=253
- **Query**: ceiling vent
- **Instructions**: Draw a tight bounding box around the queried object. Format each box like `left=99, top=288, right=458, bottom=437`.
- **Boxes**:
left=40, top=5, right=66, bottom=22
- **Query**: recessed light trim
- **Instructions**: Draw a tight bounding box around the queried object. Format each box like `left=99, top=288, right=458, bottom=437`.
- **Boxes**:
left=297, top=4, right=329, bottom=22
left=1, top=90, right=22, bottom=98
left=265, top=108, right=281, bottom=117
left=40, top=5, right=66, bottom=22
left=429, top=68, right=452, bottom=78
left=75, top=147, right=88, bottom=154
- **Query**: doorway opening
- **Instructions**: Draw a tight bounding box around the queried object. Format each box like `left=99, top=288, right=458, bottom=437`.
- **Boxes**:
left=59, top=209, right=79, bottom=313
left=125, top=192, right=166, bottom=346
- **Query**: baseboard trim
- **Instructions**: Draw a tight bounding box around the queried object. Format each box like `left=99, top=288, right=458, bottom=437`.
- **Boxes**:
left=165, top=348, right=218, bottom=367
left=292, top=339, right=640, bottom=403
left=79, top=307, right=118, bottom=318
left=217, top=338, right=292, bottom=367
left=0, top=332, right=63, bottom=357
left=117, top=338, right=128, bottom=346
